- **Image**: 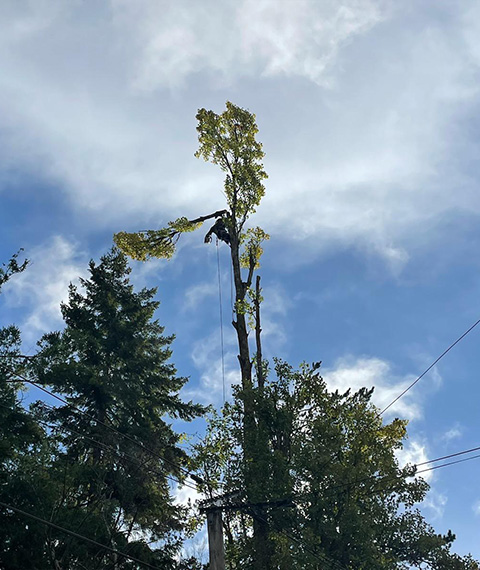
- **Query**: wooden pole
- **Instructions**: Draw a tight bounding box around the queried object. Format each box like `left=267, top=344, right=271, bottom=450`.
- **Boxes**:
left=206, top=509, right=225, bottom=570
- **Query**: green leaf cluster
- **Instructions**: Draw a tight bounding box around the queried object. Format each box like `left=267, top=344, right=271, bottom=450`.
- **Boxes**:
left=240, top=227, right=270, bottom=270
left=114, top=217, right=203, bottom=261
left=195, top=101, right=267, bottom=228
left=194, top=360, right=479, bottom=570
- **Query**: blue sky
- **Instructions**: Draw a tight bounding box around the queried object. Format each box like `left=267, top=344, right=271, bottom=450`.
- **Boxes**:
left=1, top=0, right=480, bottom=559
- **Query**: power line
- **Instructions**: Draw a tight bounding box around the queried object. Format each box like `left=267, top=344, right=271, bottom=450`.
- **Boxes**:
left=327, top=446, right=480, bottom=497
left=361, top=451, right=480, bottom=498
left=0, top=500, right=164, bottom=570
left=204, top=446, right=480, bottom=570
left=3, top=365, right=205, bottom=488
left=3, top=431, right=477, bottom=570
left=417, top=452, right=480, bottom=475
left=358, top=453, right=480, bottom=501
left=4, top=389, right=480, bottom=569
left=233, top=442, right=480, bottom=510
left=7, top=317, right=480, bottom=460
left=379, top=316, right=480, bottom=416
left=0, top=399, right=199, bottom=493
left=417, top=443, right=480, bottom=467
left=8, top=359, right=480, bottom=497
left=5, top=320, right=480, bottom=565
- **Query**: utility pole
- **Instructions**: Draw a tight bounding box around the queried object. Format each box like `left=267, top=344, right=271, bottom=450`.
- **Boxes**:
left=200, top=496, right=227, bottom=570
left=199, top=492, right=296, bottom=570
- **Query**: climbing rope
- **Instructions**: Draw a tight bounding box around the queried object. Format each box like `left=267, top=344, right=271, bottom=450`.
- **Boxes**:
left=230, top=261, right=234, bottom=320
left=216, top=239, right=226, bottom=404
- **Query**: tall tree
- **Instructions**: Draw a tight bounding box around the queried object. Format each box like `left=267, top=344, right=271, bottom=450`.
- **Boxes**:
left=113, top=102, right=478, bottom=570
left=114, top=101, right=272, bottom=568
left=193, top=360, right=479, bottom=570
left=27, top=248, right=204, bottom=569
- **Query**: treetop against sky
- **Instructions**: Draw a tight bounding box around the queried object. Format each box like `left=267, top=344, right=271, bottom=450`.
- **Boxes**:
left=1, top=0, right=480, bottom=561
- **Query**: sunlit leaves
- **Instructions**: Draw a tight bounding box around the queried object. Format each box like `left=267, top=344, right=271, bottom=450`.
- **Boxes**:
left=195, top=101, right=267, bottom=226
left=114, top=217, right=203, bottom=261
left=240, top=227, right=270, bottom=270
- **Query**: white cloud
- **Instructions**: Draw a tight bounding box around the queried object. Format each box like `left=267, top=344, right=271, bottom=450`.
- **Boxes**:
left=174, top=481, right=202, bottom=507
left=113, top=0, right=387, bottom=90
left=421, top=489, right=447, bottom=520
left=441, top=424, right=463, bottom=443
left=397, top=439, right=448, bottom=518
left=323, top=356, right=424, bottom=420
left=183, top=281, right=218, bottom=312
left=1, top=236, right=87, bottom=343
left=1, top=1, right=480, bottom=272
left=189, top=330, right=240, bottom=405
left=397, top=439, right=432, bottom=482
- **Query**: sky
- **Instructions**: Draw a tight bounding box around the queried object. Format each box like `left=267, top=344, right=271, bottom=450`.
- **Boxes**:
left=1, top=0, right=480, bottom=560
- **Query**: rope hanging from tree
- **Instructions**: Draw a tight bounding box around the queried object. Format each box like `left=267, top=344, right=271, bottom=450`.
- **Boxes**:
left=216, top=238, right=226, bottom=404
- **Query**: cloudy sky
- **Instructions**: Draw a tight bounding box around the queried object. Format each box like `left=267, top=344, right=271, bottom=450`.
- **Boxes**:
left=1, top=0, right=480, bottom=559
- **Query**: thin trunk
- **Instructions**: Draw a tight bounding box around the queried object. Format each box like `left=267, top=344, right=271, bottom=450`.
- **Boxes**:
left=229, top=224, right=273, bottom=569
left=230, top=230, right=252, bottom=392
left=254, top=275, right=264, bottom=390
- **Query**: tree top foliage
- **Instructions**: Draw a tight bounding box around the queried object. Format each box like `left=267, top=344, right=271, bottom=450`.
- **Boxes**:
left=113, top=101, right=268, bottom=261
left=195, top=101, right=267, bottom=225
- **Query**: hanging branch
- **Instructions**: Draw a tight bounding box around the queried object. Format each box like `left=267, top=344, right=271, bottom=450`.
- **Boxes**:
left=113, top=210, right=228, bottom=261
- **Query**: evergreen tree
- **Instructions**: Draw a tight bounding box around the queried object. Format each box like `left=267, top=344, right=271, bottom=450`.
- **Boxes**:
left=26, top=248, right=203, bottom=569
left=0, top=254, right=52, bottom=569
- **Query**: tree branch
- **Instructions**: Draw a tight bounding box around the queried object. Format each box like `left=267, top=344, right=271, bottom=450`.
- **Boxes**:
left=188, top=209, right=229, bottom=225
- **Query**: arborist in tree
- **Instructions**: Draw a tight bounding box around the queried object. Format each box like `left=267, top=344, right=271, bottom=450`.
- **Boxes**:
left=204, top=217, right=231, bottom=246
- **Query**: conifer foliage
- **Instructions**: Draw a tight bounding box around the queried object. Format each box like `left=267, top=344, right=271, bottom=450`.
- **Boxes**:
left=23, top=249, right=203, bottom=569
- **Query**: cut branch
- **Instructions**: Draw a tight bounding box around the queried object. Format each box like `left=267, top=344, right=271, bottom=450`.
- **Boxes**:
left=188, top=209, right=229, bottom=225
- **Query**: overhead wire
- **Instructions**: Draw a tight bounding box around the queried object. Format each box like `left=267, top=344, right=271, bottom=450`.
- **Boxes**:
left=2, top=364, right=205, bottom=488
left=4, top=366, right=480, bottom=568
left=0, top=399, right=199, bottom=493
left=4, top=314, right=480, bottom=567
left=0, top=500, right=164, bottom=570
left=314, top=315, right=480, bottom=479
left=3, top=443, right=475, bottom=570
left=417, top=443, right=480, bottom=467
left=218, top=441, right=480, bottom=511
left=379, top=316, right=480, bottom=416
left=417, top=452, right=480, bottom=475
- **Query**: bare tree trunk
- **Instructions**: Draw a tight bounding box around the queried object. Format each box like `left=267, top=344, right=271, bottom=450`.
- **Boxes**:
left=254, top=275, right=264, bottom=390
left=228, top=226, right=273, bottom=570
